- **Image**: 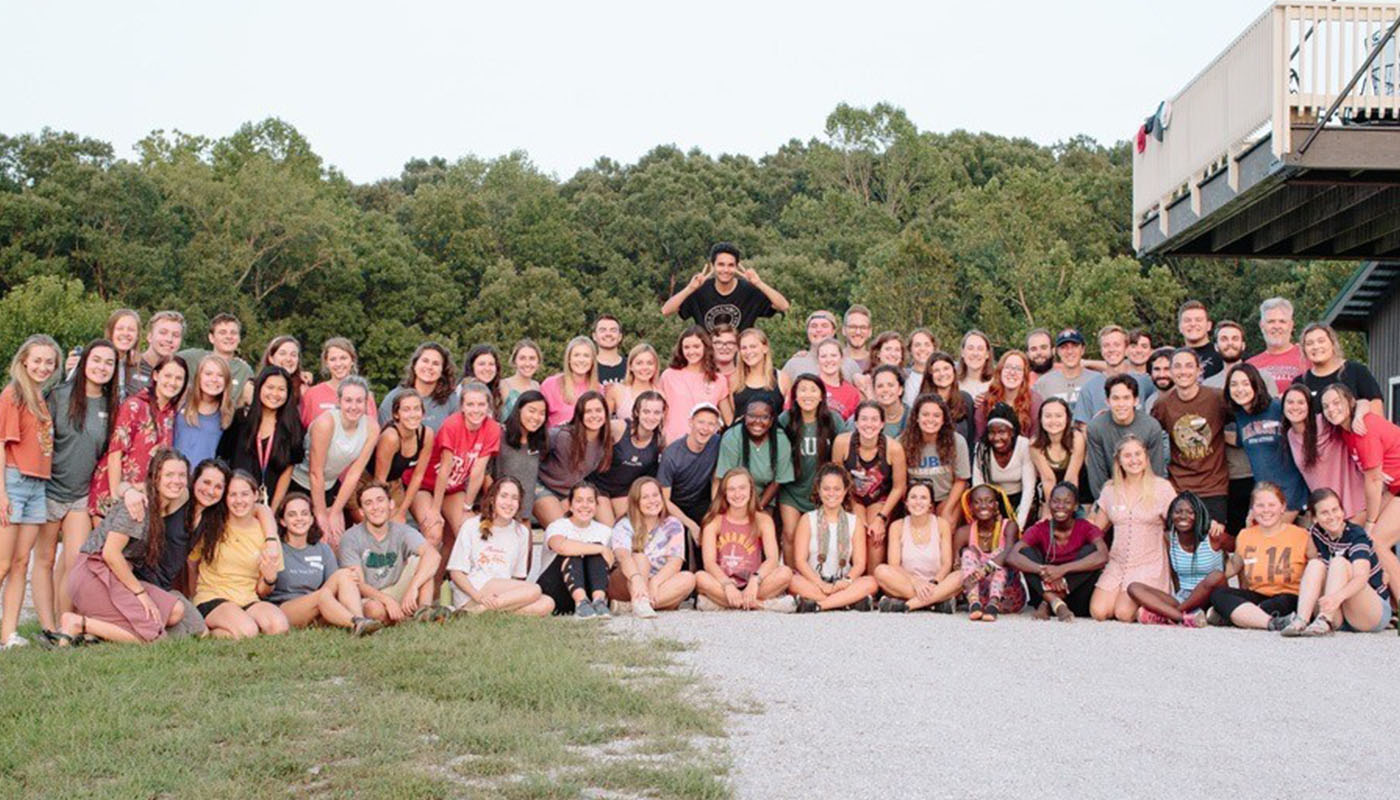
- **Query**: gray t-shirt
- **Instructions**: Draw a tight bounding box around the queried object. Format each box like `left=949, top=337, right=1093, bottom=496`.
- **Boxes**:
left=45, top=380, right=110, bottom=504
left=1033, top=368, right=1090, bottom=407
left=339, top=522, right=425, bottom=590
left=80, top=502, right=148, bottom=560
left=657, top=435, right=721, bottom=518
left=1084, top=411, right=1169, bottom=497
left=493, top=440, right=541, bottom=515
left=178, top=348, right=254, bottom=408
left=1073, top=371, right=1155, bottom=425
left=378, top=386, right=459, bottom=432
left=907, top=435, right=972, bottom=502
left=269, top=540, right=339, bottom=602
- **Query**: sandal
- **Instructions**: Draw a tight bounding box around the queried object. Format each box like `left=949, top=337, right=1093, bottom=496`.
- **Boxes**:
left=968, top=602, right=983, bottom=621
left=982, top=606, right=999, bottom=622
left=36, top=629, right=78, bottom=650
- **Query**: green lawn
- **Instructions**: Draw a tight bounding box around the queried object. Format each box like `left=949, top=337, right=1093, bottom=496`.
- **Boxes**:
left=0, top=616, right=729, bottom=799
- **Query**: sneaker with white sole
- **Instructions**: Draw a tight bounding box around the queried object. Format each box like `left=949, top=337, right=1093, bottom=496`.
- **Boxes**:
left=610, top=601, right=633, bottom=616
left=1267, top=612, right=1297, bottom=632
left=632, top=598, right=657, bottom=619
left=591, top=599, right=611, bottom=618
left=1, top=633, right=28, bottom=650
left=1300, top=615, right=1335, bottom=637
left=761, top=595, right=797, bottom=613
left=696, top=596, right=723, bottom=612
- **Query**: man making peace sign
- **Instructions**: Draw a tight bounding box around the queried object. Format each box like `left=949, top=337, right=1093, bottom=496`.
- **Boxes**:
left=661, top=242, right=790, bottom=333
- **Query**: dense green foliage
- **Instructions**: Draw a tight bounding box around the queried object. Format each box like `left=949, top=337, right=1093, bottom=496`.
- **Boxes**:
left=0, top=105, right=1355, bottom=390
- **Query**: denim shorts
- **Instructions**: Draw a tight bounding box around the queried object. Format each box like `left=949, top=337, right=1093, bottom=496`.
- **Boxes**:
left=4, top=467, right=48, bottom=525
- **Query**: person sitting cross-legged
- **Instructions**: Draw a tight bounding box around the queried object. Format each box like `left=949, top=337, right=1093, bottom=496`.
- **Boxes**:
left=1005, top=482, right=1109, bottom=622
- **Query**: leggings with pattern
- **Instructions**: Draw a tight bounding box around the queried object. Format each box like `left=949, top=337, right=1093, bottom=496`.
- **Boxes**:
left=959, top=547, right=1027, bottom=613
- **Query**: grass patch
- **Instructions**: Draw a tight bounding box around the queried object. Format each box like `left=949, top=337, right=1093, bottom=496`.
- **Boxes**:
left=0, top=616, right=728, bottom=799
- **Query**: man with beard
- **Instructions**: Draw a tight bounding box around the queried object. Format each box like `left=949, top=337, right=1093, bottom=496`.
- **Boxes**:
left=1178, top=300, right=1223, bottom=379
left=1142, top=348, right=1175, bottom=414
left=1247, top=297, right=1308, bottom=394
left=592, top=315, right=626, bottom=385
left=1026, top=328, right=1054, bottom=387
left=1203, top=320, right=1276, bottom=535
left=1151, top=348, right=1230, bottom=526
left=1075, top=325, right=1155, bottom=424
left=842, top=305, right=873, bottom=373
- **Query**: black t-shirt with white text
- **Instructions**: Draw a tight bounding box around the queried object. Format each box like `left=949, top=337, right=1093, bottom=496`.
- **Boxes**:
left=679, top=278, right=776, bottom=332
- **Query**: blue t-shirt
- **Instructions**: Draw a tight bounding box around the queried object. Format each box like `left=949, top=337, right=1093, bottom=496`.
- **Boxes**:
left=1311, top=522, right=1389, bottom=601
left=1233, top=399, right=1309, bottom=510
left=174, top=411, right=225, bottom=473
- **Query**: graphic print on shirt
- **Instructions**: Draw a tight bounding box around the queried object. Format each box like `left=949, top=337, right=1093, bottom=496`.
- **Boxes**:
left=446, top=443, right=485, bottom=487
left=1171, top=414, right=1214, bottom=461
left=1241, top=544, right=1293, bottom=585
left=474, top=544, right=509, bottom=572
left=850, top=464, right=886, bottom=502
left=703, top=303, right=743, bottom=332
left=1239, top=417, right=1284, bottom=443
left=362, top=549, right=399, bottom=585
left=716, top=529, right=760, bottom=580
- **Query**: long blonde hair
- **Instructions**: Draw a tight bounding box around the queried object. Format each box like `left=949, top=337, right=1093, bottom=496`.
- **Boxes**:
left=733, top=328, right=777, bottom=395
left=183, top=354, right=235, bottom=428
left=626, top=476, right=666, bottom=553
left=6, top=335, right=60, bottom=422
left=1109, top=435, right=1154, bottom=506
left=560, top=336, right=601, bottom=404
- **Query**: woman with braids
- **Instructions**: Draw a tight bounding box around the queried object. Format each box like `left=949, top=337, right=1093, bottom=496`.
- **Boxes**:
left=972, top=403, right=1036, bottom=529
left=377, top=342, right=458, bottom=432
left=39, top=339, right=119, bottom=633
left=591, top=390, right=666, bottom=525
left=832, top=400, right=906, bottom=568
left=777, top=374, right=846, bottom=564
left=901, top=393, right=970, bottom=529
left=915, top=351, right=976, bottom=447
left=218, top=366, right=304, bottom=510
left=714, top=397, right=793, bottom=517
left=446, top=477, right=555, bottom=617
left=1125, top=491, right=1225, bottom=627
left=790, top=464, right=878, bottom=612
left=541, top=336, right=603, bottom=430
left=1282, top=384, right=1364, bottom=521
left=956, top=483, right=1025, bottom=621
left=730, top=328, right=788, bottom=424
left=606, top=343, right=660, bottom=423
left=1006, top=482, right=1108, bottom=621
left=498, top=339, right=542, bottom=421
left=533, top=391, right=614, bottom=529
left=461, top=344, right=502, bottom=418
left=56, top=449, right=192, bottom=645
left=973, top=349, right=1041, bottom=440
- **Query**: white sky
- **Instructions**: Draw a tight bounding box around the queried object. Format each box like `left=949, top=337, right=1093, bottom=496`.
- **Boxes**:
left=3, top=0, right=1270, bottom=183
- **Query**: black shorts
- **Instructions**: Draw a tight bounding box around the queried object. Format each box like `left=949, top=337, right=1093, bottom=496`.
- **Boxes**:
left=196, top=598, right=258, bottom=617
left=1209, top=587, right=1298, bottom=619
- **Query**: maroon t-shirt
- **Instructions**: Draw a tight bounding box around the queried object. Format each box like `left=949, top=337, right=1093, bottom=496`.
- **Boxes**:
left=1020, top=518, right=1103, bottom=565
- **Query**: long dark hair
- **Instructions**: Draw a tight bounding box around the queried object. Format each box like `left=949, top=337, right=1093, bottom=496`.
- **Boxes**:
left=902, top=393, right=955, bottom=470
left=920, top=351, right=969, bottom=422
left=463, top=344, right=501, bottom=411
left=143, top=354, right=190, bottom=409
left=237, top=366, right=303, bottom=482
left=503, top=389, right=548, bottom=454
left=198, top=469, right=260, bottom=563
left=785, top=374, right=836, bottom=479
left=141, top=448, right=189, bottom=569
left=669, top=325, right=718, bottom=381
left=1032, top=397, right=1075, bottom=453
left=630, top=389, right=667, bottom=450
left=1168, top=490, right=1213, bottom=575
left=1224, top=363, right=1271, bottom=416
left=736, top=397, right=780, bottom=481
left=850, top=400, right=887, bottom=463
left=400, top=341, right=456, bottom=405
left=189, top=458, right=232, bottom=563
left=1282, top=384, right=1320, bottom=468
left=479, top=477, right=524, bottom=539
left=67, top=338, right=120, bottom=446
left=565, top=391, right=614, bottom=474
left=276, top=491, right=325, bottom=546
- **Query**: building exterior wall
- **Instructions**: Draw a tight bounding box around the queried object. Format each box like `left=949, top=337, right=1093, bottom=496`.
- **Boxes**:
left=1367, top=285, right=1400, bottom=423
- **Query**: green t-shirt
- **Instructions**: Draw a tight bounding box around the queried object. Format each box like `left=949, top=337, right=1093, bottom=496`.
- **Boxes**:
left=775, top=410, right=847, bottom=512
left=714, top=425, right=794, bottom=497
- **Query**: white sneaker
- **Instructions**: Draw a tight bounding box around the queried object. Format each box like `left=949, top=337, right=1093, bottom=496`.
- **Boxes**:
left=696, top=596, right=723, bottom=612
left=2, top=633, right=28, bottom=650
left=610, top=601, right=632, bottom=616
left=632, top=598, right=657, bottom=619
left=762, top=596, right=797, bottom=614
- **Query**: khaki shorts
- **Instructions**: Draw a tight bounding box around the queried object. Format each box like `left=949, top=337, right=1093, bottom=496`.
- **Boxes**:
left=46, top=496, right=88, bottom=523
left=378, top=555, right=421, bottom=602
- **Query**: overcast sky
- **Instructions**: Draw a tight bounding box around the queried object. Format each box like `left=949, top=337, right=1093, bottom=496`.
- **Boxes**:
left=4, top=0, right=1269, bottom=183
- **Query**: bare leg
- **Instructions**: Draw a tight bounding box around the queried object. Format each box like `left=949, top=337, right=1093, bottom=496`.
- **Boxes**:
left=334, top=569, right=366, bottom=617
left=58, top=611, right=142, bottom=644
left=473, top=578, right=546, bottom=612
left=204, top=602, right=262, bottom=640
left=32, top=521, right=61, bottom=631
left=694, top=572, right=734, bottom=607
left=1089, top=586, right=1119, bottom=621
left=1229, top=602, right=1274, bottom=629
left=1126, top=582, right=1184, bottom=622
left=756, top=565, right=793, bottom=599
left=908, top=572, right=963, bottom=610
left=1113, top=590, right=1139, bottom=622
left=247, top=601, right=290, bottom=635
left=594, top=497, right=618, bottom=526
left=0, top=523, right=40, bottom=640
left=648, top=572, right=695, bottom=610
left=1292, top=559, right=1328, bottom=624
left=56, top=511, right=93, bottom=616
left=531, top=495, right=567, bottom=530
left=873, top=564, right=915, bottom=598
left=778, top=504, right=800, bottom=567
left=1369, top=497, right=1400, bottom=599
left=814, top=575, right=879, bottom=610
left=278, top=592, right=326, bottom=628
left=1336, top=558, right=1386, bottom=632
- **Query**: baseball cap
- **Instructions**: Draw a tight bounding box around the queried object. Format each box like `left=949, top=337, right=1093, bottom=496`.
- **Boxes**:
left=1055, top=328, right=1085, bottom=347
left=690, top=402, right=721, bottom=419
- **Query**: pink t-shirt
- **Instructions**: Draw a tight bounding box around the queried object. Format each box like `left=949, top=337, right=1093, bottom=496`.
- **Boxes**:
left=299, top=382, right=376, bottom=429
left=419, top=413, right=501, bottom=493
left=1247, top=346, right=1308, bottom=395
left=539, top=374, right=593, bottom=429
left=659, top=368, right=729, bottom=443
left=1288, top=420, right=1366, bottom=518
left=1341, top=413, right=1400, bottom=495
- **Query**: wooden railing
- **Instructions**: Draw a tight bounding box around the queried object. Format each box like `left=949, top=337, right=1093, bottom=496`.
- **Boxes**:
left=1133, top=2, right=1400, bottom=242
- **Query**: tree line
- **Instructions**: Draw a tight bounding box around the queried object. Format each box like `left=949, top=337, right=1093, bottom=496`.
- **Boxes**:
left=0, top=103, right=1357, bottom=394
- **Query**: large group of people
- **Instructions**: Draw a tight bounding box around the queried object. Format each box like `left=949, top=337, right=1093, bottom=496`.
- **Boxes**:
left=2, top=241, right=1397, bottom=649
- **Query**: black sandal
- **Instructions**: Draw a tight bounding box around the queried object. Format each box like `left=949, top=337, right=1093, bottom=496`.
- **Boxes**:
left=36, top=629, right=78, bottom=650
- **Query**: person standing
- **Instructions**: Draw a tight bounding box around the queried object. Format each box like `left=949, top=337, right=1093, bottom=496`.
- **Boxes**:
left=780, top=310, right=844, bottom=381
left=1178, top=300, right=1222, bottom=379
left=178, top=313, right=254, bottom=409
left=1151, top=348, right=1230, bottom=525
left=1247, top=297, right=1308, bottom=394
left=592, top=315, right=627, bottom=385
left=660, top=242, right=789, bottom=332
left=1075, top=325, right=1154, bottom=424
left=1125, top=329, right=1154, bottom=373
left=126, top=311, right=185, bottom=399
left=1085, top=375, right=1168, bottom=497
left=377, top=343, right=459, bottom=431
left=1025, top=328, right=1054, bottom=386
left=842, top=306, right=874, bottom=375
left=1203, top=321, right=1273, bottom=535
left=1033, top=328, right=1090, bottom=407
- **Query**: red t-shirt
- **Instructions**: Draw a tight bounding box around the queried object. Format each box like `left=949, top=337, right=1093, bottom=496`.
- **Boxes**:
left=1341, top=413, right=1400, bottom=495
left=1247, top=347, right=1308, bottom=395
left=419, top=413, right=501, bottom=494
left=1019, top=518, right=1103, bottom=565
left=823, top=380, right=862, bottom=421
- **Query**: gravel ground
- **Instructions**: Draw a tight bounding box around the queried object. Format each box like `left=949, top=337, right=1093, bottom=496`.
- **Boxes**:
left=611, top=610, right=1400, bottom=800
